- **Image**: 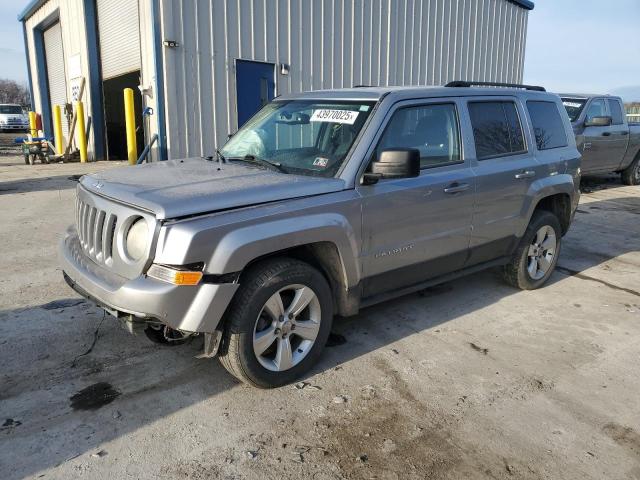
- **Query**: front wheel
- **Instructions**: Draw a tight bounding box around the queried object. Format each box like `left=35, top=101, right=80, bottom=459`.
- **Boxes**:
left=503, top=210, right=562, bottom=290
left=218, top=258, right=333, bottom=388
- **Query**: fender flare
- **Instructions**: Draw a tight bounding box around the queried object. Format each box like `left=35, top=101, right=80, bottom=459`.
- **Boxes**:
left=206, top=213, right=361, bottom=287
left=517, top=174, right=576, bottom=237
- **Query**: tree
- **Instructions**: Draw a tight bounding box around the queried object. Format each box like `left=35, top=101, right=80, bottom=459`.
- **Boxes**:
left=0, top=79, right=30, bottom=106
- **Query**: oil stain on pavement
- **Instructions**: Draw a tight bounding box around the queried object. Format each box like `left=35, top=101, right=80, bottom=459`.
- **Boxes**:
left=70, top=382, right=121, bottom=411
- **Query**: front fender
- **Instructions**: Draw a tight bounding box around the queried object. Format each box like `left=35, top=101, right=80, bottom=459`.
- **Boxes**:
left=208, top=213, right=361, bottom=287
left=516, top=173, right=578, bottom=238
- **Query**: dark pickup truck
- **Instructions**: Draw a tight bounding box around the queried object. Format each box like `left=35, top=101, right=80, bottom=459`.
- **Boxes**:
left=561, top=94, right=640, bottom=185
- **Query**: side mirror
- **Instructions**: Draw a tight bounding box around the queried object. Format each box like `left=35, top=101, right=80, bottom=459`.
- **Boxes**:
left=584, top=115, right=612, bottom=127
left=362, top=149, right=420, bottom=185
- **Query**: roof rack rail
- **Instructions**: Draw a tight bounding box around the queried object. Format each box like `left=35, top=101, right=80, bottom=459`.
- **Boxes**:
left=353, top=84, right=376, bottom=88
left=445, top=81, right=546, bottom=92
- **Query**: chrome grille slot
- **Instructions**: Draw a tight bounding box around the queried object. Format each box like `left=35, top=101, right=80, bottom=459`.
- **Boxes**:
left=103, top=214, right=117, bottom=264
left=75, top=198, right=118, bottom=265
left=87, top=207, right=97, bottom=254
left=94, top=210, right=105, bottom=260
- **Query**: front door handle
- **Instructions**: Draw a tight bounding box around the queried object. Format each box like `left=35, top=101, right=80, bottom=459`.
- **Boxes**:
left=602, top=132, right=611, bottom=136
left=620, top=131, right=629, bottom=136
left=443, top=183, right=470, bottom=194
left=514, top=170, right=536, bottom=179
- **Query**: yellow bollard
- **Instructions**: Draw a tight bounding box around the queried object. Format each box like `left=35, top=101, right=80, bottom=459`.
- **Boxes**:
left=53, top=105, right=64, bottom=155
left=123, top=88, right=137, bottom=165
left=28, top=111, right=37, bottom=137
left=75, top=101, right=88, bottom=163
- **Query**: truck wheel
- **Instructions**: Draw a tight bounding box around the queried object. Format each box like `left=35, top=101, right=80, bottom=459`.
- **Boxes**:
left=218, top=258, right=333, bottom=388
left=503, top=210, right=561, bottom=290
left=621, top=156, right=640, bottom=186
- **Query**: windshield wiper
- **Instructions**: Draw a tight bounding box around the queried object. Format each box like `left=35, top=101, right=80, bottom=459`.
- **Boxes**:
left=215, top=148, right=227, bottom=164
left=229, top=155, right=287, bottom=173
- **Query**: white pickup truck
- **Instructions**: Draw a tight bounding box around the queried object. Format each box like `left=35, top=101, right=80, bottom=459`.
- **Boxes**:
left=0, top=104, right=29, bottom=133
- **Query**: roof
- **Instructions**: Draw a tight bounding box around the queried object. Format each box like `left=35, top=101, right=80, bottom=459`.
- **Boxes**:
left=558, top=93, right=617, bottom=100
left=510, top=0, right=535, bottom=9
left=17, top=0, right=47, bottom=21
left=277, top=84, right=551, bottom=102
left=18, top=0, right=533, bottom=21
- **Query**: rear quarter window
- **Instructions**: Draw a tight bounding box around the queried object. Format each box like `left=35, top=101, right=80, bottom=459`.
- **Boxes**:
left=468, top=101, right=526, bottom=160
left=526, top=101, right=569, bottom=150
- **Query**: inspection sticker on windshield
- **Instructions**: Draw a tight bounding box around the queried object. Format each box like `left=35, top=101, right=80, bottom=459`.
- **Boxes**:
left=313, top=157, right=329, bottom=168
left=311, top=109, right=359, bottom=124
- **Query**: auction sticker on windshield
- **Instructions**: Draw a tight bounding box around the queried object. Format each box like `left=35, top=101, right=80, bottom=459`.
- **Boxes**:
left=311, top=109, right=359, bottom=124
left=562, top=101, right=583, bottom=108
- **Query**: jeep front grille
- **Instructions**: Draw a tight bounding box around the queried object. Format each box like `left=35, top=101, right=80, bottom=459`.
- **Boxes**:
left=76, top=198, right=117, bottom=265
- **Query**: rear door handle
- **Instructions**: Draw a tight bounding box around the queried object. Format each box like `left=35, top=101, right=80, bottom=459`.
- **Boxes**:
left=620, top=131, right=629, bottom=136
left=514, top=170, right=536, bottom=179
left=602, top=132, right=611, bottom=136
left=443, top=183, right=470, bottom=194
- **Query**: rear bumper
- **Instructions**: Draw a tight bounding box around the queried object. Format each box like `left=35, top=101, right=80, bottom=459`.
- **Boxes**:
left=59, top=228, right=239, bottom=333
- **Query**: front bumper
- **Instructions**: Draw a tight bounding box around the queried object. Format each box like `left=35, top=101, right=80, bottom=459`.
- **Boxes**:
left=1, top=125, right=28, bottom=130
left=59, top=228, right=239, bottom=333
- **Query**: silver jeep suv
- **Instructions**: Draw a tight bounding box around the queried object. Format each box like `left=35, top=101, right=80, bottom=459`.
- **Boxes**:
left=61, top=82, right=581, bottom=388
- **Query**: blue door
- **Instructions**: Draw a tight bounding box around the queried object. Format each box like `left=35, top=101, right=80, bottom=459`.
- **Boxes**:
left=235, top=60, right=275, bottom=127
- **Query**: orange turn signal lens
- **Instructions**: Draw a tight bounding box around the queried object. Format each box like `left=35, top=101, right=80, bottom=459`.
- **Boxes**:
left=147, top=265, right=203, bottom=285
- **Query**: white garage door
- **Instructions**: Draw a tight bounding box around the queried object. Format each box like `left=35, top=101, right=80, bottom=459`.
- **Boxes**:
left=43, top=22, right=69, bottom=138
left=97, top=0, right=141, bottom=80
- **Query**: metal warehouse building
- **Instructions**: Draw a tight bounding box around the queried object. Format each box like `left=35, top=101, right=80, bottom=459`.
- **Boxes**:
left=19, top=0, right=534, bottom=162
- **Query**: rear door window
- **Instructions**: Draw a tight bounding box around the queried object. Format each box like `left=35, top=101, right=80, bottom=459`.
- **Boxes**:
left=468, top=101, right=527, bottom=159
left=526, top=101, right=569, bottom=150
left=607, top=99, right=624, bottom=125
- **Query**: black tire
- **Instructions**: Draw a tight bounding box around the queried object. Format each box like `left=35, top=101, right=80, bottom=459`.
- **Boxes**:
left=503, top=210, right=562, bottom=290
left=621, top=155, right=640, bottom=186
left=218, top=257, right=333, bottom=388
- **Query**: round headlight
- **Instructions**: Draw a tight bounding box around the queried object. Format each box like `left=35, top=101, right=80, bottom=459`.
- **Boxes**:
left=125, top=218, right=148, bottom=261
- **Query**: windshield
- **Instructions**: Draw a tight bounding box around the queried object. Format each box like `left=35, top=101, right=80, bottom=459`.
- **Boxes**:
left=561, top=98, right=587, bottom=122
left=221, top=100, right=375, bottom=177
left=0, top=105, right=24, bottom=115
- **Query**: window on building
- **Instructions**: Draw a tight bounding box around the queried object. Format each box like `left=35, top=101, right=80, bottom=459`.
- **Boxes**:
left=526, top=101, right=569, bottom=150
left=585, top=99, right=606, bottom=121
left=468, top=101, right=526, bottom=159
left=376, top=103, right=461, bottom=168
left=607, top=99, right=624, bottom=125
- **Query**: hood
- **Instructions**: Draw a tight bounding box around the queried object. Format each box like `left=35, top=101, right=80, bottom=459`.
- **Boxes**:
left=80, top=158, right=346, bottom=219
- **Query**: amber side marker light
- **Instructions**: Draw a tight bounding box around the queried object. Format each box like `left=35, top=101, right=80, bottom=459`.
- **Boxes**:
left=147, top=265, right=203, bottom=285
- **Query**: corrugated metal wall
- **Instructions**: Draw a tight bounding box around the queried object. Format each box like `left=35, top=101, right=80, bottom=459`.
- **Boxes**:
left=24, top=0, right=97, bottom=158
left=160, top=0, right=529, bottom=160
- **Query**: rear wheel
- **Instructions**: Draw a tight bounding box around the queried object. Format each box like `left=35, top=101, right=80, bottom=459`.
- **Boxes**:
left=621, top=155, right=640, bottom=186
left=218, top=258, right=333, bottom=388
left=503, top=210, right=561, bottom=290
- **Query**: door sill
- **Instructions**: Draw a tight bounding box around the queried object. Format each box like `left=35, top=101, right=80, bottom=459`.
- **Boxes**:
left=360, top=256, right=509, bottom=309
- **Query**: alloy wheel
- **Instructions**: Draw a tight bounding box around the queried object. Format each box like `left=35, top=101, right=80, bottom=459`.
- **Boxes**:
left=527, top=225, right=557, bottom=280
left=252, top=284, right=321, bottom=372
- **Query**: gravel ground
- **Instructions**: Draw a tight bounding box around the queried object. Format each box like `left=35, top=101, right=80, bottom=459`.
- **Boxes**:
left=1, top=133, right=640, bottom=480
